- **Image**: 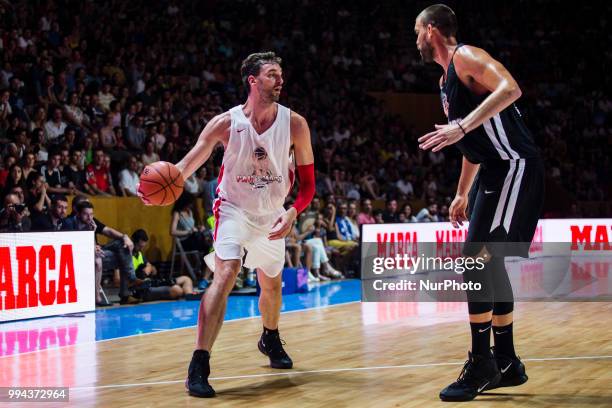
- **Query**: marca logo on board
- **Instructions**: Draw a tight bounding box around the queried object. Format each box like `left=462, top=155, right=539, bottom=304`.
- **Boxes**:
left=376, top=232, right=419, bottom=259
left=0, top=245, right=78, bottom=311
left=571, top=225, right=612, bottom=250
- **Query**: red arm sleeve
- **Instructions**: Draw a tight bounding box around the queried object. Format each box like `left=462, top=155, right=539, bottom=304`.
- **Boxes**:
left=292, top=163, right=315, bottom=214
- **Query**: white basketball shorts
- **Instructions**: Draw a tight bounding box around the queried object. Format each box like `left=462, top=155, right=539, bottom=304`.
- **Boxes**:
left=211, top=200, right=286, bottom=277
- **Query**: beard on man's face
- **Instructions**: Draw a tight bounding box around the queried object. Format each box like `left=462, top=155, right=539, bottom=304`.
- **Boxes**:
left=263, top=87, right=281, bottom=102
left=419, top=41, right=435, bottom=63
left=271, top=84, right=283, bottom=101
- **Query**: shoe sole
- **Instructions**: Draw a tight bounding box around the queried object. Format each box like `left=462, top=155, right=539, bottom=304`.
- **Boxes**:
left=440, top=394, right=477, bottom=402
left=257, top=341, right=293, bottom=369
left=187, top=389, right=216, bottom=398
left=184, top=378, right=216, bottom=398
left=492, top=374, right=528, bottom=389
left=439, top=372, right=501, bottom=402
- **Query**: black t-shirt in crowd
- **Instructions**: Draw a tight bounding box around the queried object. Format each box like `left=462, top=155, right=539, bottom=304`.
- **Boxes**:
left=31, top=212, right=64, bottom=231
left=25, top=193, right=47, bottom=216
left=42, top=167, right=63, bottom=187
left=63, top=166, right=87, bottom=189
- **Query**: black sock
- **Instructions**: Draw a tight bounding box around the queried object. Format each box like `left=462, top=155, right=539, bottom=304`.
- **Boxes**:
left=193, top=349, right=210, bottom=360
left=190, top=350, right=210, bottom=380
left=263, top=327, right=279, bottom=337
left=470, top=321, right=492, bottom=356
left=493, top=322, right=516, bottom=358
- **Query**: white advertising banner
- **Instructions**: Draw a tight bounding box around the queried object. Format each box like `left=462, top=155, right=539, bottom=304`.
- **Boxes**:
left=362, top=218, right=612, bottom=257
left=0, top=231, right=95, bottom=323
left=361, top=219, right=611, bottom=302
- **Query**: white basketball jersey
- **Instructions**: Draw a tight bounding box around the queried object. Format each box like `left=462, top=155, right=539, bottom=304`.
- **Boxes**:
left=216, top=103, right=293, bottom=216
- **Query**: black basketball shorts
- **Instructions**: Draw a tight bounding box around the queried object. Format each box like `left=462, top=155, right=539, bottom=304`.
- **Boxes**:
left=465, top=157, right=544, bottom=258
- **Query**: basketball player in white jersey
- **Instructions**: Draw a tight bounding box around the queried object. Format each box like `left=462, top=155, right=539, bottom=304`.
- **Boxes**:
left=169, top=52, right=315, bottom=398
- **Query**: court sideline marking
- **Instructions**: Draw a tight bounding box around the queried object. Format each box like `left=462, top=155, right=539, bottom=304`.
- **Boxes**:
left=70, top=354, right=612, bottom=391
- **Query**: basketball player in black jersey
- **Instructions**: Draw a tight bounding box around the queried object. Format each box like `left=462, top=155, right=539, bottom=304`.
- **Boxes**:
left=415, top=4, right=544, bottom=402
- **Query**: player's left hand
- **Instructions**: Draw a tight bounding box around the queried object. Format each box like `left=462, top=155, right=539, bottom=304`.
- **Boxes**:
left=269, top=207, right=297, bottom=240
left=418, top=123, right=466, bottom=152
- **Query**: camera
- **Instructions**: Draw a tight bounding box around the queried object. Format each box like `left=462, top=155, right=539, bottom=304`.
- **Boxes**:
left=14, top=204, right=26, bottom=213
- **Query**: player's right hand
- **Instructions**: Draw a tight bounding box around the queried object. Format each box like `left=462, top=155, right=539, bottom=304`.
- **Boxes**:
left=269, top=207, right=298, bottom=240
left=449, top=194, right=468, bottom=228
left=136, top=183, right=152, bottom=206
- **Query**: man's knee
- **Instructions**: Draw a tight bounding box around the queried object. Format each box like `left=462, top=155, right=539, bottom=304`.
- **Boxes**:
left=258, top=270, right=282, bottom=294
left=177, top=276, right=193, bottom=286
left=212, top=259, right=241, bottom=291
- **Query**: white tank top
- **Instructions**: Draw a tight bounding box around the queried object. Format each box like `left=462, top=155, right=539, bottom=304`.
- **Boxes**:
left=216, top=103, right=293, bottom=216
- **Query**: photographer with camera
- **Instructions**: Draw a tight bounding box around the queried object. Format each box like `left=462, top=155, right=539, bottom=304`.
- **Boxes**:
left=0, top=193, right=31, bottom=232
left=131, top=229, right=194, bottom=301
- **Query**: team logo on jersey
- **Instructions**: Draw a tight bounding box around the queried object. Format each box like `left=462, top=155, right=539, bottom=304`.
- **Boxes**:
left=235, top=146, right=283, bottom=189
left=440, top=91, right=450, bottom=118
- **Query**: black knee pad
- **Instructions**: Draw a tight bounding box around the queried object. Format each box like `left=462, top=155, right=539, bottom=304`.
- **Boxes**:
left=463, top=266, right=493, bottom=303
left=490, top=256, right=514, bottom=304
left=467, top=300, right=493, bottom=315
left=493, top=301, right=514, bottom=315
left=463, top=267, right=493, bottom=315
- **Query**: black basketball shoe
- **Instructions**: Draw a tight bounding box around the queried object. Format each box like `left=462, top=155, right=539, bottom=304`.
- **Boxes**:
left=439, top=351, right=501, bottom=402
left=491, top=347, right=528, bottom=388
left=258, top=330, right=293, bottom=369
left=185, top=350, right=215, bottom=398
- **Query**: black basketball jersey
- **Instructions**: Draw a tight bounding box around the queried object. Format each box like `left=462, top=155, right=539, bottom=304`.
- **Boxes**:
left=440, top=44, right=539, bottom=163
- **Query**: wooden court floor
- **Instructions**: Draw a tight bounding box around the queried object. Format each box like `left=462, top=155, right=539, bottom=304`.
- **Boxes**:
left=8, top=301, right=612, bottom=407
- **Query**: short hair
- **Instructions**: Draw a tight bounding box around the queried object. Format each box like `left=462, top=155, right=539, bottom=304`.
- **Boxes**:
left=71, top=194, right=88, bottom=213
left=73, top=194, right=88, bottom=206
left=132, top=229, right=149, bottom=243
left=51, top=194, right=68, bottom=205
left=48, top=146, right=62, bottom=158
left=240, top=51, right=282, bottom=93
left=418, top=4, right=458, bottom=38
left=76, top=200, right=94, bottom=212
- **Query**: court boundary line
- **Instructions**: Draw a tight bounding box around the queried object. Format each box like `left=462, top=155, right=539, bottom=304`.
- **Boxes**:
left=0, top=300, right=360, bottom=359
left=69, top=354, right=612, bottom=391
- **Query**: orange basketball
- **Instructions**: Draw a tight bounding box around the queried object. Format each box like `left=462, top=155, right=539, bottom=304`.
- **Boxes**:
left=138, top=161, right=184, bottom=206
